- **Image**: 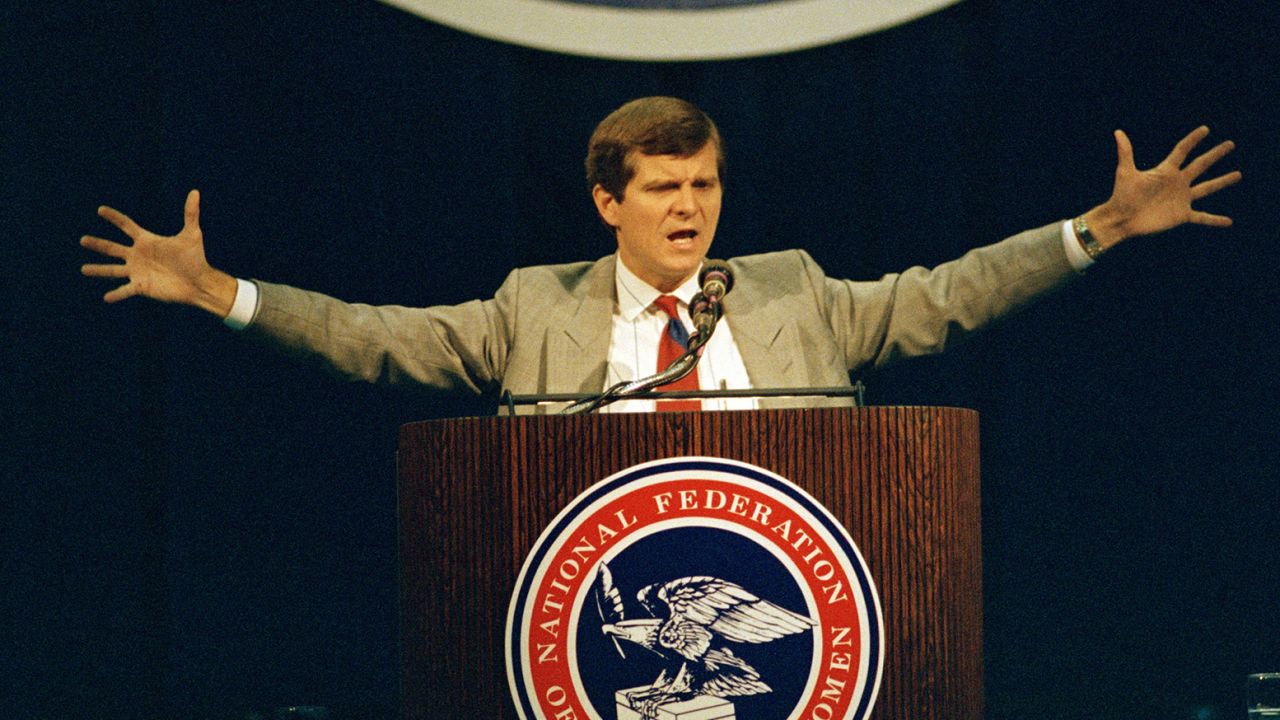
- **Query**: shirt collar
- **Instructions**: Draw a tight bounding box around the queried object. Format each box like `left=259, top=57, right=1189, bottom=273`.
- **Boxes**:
left=615, top=256, right=702, bottom=321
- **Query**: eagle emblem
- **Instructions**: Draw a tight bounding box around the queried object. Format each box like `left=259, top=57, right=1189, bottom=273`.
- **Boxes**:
left=593, top=561, right=816, bottom=718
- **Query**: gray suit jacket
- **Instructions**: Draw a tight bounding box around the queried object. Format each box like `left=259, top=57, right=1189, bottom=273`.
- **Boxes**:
left=245, top=223, right=1075, bottom=411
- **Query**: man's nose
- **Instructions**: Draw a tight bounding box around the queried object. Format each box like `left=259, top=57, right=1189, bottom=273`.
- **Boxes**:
left=671, top=184, right=697, bottom=216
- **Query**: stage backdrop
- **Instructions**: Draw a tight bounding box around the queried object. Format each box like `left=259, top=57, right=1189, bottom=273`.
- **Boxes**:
left=4, top=1, right=1278, bottom=718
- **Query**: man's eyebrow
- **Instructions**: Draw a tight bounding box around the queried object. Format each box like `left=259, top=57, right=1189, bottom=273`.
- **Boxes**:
left=640, top=178, right=681, bottom=189
left=640, top=174, right=718, bottom=189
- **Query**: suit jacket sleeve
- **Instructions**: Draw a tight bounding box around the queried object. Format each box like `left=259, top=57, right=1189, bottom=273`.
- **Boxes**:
left=237, top=223, right=1073, bottom=396
left=811, top=221, right=1077, bottom=370
left=241, top=271, right=522, bottom=396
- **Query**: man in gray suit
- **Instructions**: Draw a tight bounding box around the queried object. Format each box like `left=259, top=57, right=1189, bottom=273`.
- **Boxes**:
left=81, top=97, right=1239, bottom=412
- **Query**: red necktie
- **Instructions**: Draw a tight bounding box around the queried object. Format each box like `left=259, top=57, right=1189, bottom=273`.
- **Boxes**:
left=653, top=295, right=701, bottom=412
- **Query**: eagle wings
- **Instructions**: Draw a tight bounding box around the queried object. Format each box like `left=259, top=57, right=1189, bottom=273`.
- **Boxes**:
left=595, top=563, right=815, bottom=699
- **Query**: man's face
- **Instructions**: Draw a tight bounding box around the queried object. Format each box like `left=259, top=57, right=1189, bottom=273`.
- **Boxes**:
left=593, top=142, right=722, bottom=293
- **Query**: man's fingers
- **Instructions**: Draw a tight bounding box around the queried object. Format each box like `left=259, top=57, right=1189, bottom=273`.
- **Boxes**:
left=1164, top=125, right=1210, bottom=168
left=1191, top=170, right=1243, bottom=201
left=81, top=263, right=129, bottom=278
left=80, top=235, right=129, bottom=258
left=1184, top=140, right=1236, bottom=180
left=102, top=282, right=137, bottom=303
left=1115, top=129, right=1135, bottom=170
left=183, top=189, right=201, bottom=230
left=1190, top=210, right=1233, bottom=228
left=97, top=205, right=144, bottom=238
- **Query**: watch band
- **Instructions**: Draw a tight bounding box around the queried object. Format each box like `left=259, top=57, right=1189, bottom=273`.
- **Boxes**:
left=1073, top=216, right=1105, bottom=261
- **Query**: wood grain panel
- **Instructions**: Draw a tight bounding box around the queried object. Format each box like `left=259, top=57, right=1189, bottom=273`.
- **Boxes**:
left=398, top=407, right=982, bottom=719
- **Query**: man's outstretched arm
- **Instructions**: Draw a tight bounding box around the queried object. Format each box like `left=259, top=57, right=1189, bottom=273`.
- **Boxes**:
left=818, top=126, right=1242, bottom=370
left=81, top=189, right=238, bottom=317
left=80, top=188, right=516, bottom=394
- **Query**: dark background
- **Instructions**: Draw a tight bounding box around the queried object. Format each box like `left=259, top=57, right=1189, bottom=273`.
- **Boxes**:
left=4, top=1, right=1278, bottom=718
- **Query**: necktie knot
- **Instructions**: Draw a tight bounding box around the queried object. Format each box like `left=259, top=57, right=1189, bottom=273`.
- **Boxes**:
left=653, top=294, right=680, bottom=319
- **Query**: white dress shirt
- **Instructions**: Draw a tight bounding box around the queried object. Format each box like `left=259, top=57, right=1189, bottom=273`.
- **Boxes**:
left=604, top=259, right=756, bottom=413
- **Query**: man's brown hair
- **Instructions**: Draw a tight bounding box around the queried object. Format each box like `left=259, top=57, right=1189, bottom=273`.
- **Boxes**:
left=585, top=96, right=725, bottom=201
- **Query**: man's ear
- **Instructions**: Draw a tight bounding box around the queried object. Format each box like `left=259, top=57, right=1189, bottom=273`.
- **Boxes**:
left=592, top=184, right=620, bottom=229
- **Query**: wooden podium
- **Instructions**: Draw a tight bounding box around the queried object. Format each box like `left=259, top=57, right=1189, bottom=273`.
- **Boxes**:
left=398, top=406, right=983, bottom=719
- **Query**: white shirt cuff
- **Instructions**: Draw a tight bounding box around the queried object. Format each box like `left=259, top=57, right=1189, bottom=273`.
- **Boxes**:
left=222, top=278, right=259, bottom=330
left=1060, top=219, right=1095, bottom=273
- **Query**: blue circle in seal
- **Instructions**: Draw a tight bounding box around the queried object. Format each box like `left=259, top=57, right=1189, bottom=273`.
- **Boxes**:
left=575, top=526, right=814, bottom=717
left=508, top=458, right=882, bottom=720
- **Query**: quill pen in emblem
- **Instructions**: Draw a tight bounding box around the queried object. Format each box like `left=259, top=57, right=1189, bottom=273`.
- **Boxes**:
left=593, top=562, right=627, bottom=658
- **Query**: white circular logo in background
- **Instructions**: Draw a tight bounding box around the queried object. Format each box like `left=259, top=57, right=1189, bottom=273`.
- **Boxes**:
left=380, top=0, right=961, bottom=61
left=506, top=456, right=883, bottom=720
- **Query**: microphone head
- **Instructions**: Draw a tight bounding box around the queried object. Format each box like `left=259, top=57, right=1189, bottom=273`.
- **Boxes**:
left=698, top=260, right=734, bottom=301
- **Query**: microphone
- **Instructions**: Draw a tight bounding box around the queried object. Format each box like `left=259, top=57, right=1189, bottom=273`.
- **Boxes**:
left=689, top=292, right=720, bottom=339
left=562, top=263, right=732, bottom=415
left=698, top=261, right=733, bottom=304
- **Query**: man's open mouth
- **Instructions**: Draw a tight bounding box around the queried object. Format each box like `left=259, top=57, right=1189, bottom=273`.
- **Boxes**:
left=667, top=229, right=697, bottom=242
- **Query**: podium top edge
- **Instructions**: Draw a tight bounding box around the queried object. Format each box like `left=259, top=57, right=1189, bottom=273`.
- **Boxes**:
left=398, top=405, right=979, bottom=433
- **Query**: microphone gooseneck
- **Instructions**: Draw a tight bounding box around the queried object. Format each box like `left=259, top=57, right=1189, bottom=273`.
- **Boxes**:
left=563, top=261, right=735, bottom=414
left=689, top=292, right=720, bottom=339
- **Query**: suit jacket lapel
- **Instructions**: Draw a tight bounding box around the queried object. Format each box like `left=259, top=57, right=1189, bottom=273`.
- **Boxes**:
left=547, top=255, right=615, bottom=393
left=723, top=273, right=801, bottom=390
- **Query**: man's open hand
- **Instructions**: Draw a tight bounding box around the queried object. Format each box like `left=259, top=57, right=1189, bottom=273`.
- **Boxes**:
left=81, top=190, right=237, bottom=317
left=1084, top=127, right=1241, bottom=250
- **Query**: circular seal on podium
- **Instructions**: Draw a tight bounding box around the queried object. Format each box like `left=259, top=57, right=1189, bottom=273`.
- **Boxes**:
left=506, top=456, right=883, bottom=720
